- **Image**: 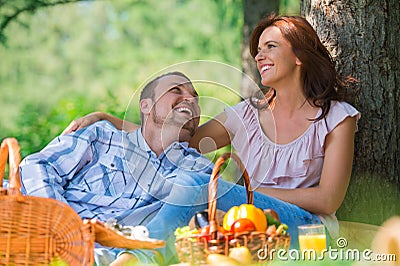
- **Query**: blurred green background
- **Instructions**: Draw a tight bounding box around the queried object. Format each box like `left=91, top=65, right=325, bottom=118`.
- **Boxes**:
left=0, top=0, right=299, bottom=158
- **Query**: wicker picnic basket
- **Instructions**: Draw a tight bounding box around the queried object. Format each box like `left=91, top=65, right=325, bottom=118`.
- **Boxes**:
left=175, top=152, right=290, bottom=265
left=0, top=137, right=95, bottom=265
left=0, top=137, right=166, bottom=265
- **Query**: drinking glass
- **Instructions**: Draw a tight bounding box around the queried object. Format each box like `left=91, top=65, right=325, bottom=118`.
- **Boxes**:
left=298, top=224, right=327, bottom=253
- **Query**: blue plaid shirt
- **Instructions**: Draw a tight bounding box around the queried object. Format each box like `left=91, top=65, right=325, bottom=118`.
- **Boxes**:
left=20, top=121, right=213, bottom=225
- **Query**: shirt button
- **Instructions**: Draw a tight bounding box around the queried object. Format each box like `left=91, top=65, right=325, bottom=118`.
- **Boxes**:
left=111, top=163, right=115, bottom=167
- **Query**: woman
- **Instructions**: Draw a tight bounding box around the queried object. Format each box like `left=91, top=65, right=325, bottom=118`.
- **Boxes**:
left=64, top=14, right=360, bottom=244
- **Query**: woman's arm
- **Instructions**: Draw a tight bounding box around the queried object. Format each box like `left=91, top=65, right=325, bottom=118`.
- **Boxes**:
left=189, top=111, right=232, bottom=154
left=256, top=116, right=357, bottom=215
left=62, top=112, right=139, bottom=134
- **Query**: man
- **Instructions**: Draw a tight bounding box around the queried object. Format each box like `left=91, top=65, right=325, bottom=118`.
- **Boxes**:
left=20, top=72, right=214, bottom=265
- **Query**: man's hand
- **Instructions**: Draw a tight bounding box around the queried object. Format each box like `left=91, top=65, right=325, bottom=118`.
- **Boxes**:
left=109, top=253, right=139, bottom=266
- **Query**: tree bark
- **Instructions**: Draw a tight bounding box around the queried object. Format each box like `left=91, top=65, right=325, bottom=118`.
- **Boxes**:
left=241, top=0, right=279, bottom=97
left=301, top=0, right=400, bottom=225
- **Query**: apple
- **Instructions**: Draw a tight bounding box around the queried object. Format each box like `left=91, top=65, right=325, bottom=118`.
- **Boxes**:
left=231, top=218, right=256, bottom=233
left=229, top=246, right=252, bottom=265
left=206, top=253, right=239, bottom=266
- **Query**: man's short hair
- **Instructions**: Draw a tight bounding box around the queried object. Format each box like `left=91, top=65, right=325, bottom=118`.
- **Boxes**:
left=139, top=71, right=192, bottom=122
left=139, top=71, right=192, bottom=101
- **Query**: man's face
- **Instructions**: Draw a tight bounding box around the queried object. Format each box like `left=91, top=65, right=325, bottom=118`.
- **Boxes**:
left=143, top=74, right=200, bottom=141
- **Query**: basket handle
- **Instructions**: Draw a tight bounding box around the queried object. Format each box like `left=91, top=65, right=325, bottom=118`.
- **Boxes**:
left=0, top=138, right=22, bottom=195
left=208, top=152, right=253, bottom=238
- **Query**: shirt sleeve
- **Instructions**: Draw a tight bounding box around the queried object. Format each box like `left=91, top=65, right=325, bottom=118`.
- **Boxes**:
left=325, top=101, right=361, bottom=133
left=19, top=122, right=103, bottom=203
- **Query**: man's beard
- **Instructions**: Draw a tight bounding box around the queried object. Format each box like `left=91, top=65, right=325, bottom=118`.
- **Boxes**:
left=152, top=109, right=196, bottom=138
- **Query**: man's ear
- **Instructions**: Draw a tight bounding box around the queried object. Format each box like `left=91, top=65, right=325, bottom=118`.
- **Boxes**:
left=140, top=99, right=153, bottom=115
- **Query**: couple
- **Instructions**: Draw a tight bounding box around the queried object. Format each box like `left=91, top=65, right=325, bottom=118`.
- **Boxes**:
left=20, top=71, right=307, bottom=265
left=20, top=14, right=360, bottom=265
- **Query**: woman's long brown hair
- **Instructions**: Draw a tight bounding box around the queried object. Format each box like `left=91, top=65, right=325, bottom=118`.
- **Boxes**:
left=249, top=14, right=354, bottom=121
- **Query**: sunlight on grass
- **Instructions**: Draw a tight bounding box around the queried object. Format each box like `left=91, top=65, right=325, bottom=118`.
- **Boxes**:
left=337, top=173, right=400, bottom=226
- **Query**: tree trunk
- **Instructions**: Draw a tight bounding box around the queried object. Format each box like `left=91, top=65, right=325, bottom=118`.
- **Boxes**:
left=241, top=0, right=279, bottom=97
left=301, top=0, right=400, bottom=225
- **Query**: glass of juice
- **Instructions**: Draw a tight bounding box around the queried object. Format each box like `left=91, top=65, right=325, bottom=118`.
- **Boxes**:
left=298, top=224, right=327, bottom=253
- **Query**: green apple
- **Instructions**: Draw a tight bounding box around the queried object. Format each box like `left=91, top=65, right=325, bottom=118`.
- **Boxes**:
left=229, top=246, right=252, bottom=265
left=207, top=253, right=240, bottom=266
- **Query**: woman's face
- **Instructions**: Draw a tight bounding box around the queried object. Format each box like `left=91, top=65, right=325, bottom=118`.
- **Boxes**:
left=254, top=26, right=301, bottom=88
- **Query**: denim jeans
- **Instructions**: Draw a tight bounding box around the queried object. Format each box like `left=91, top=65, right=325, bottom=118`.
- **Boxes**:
left=94, top=170, right=209, bottom=265
left=95, top=170, right=321, bottom=265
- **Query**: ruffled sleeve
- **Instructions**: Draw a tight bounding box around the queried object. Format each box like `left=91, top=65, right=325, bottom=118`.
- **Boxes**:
left=327, top=101, right=360, bottom=131
left=317, top=101, right=361, bottom=148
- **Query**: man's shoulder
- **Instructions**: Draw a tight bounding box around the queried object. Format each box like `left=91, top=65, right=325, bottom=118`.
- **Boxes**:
left=83, top=120, right=122, bottom=136
left=70, top=120, right=124, bottom=144
left=92, top=120, right=120, bottom=131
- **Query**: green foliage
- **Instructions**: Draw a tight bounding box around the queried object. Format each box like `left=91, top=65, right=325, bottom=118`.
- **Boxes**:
left=0, top=0, right=244, bottom=157
left=337, top=173, right=400, bottom=226
left=280, top=0, right=300, bottom=15
left=0, top=0, right=301, bottom=158
left=12, top=88, right=131, bottom=157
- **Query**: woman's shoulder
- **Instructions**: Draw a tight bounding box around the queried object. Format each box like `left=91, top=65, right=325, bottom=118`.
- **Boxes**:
left=224, top=99, right=258, bottom=132
left=330, top=101, right=360, bottom=116
left=225, top=99, right=257, bottom=118
left=227, top=99, right=251, bottom=110
left=322, top=101, right=361, bottom=133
